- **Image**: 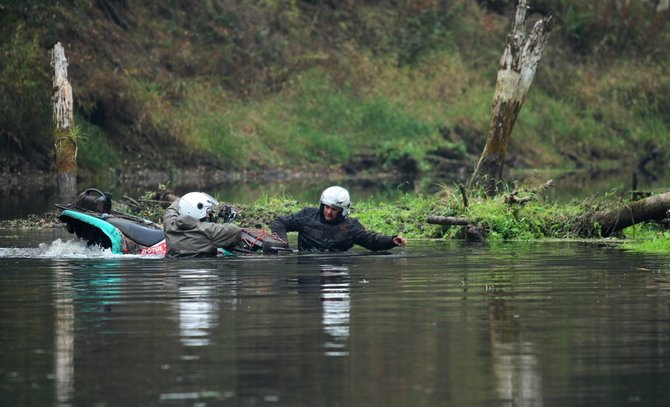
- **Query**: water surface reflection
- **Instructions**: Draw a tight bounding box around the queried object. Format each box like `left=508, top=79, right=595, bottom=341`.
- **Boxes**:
left=53, top=267, right=74, bottom=407
left=176, top=268, right=220, bottom=347
left=1, top=233, right=669, bottom=406
left=320, top=264, right=351, bottom=357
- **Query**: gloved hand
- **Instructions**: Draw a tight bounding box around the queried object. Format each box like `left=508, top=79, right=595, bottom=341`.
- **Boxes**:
left=213, top=203, right=237, bottom=223
left=262, top=236, right=289, bottom=254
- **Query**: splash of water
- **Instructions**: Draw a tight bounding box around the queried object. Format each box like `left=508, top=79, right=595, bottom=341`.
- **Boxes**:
left=0, top=238, right=117, bottom=259
left=39, top=238, right=117, bottom=258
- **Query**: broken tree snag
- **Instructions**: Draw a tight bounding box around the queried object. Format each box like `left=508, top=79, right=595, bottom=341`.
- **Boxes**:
left=458, top=183, right=469, bottom=208
left=470, top=0, right=554, bottom=196
left=530, top=179, right=554, bottom=195
left=52, top=42, right=77, bottom=201
left=592, top=191, right=670, bottom=237
left=504, top=191, right=534, bottom=205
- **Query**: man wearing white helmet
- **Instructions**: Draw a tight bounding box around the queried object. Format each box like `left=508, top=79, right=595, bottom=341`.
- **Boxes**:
left=163, top=192, right=242, bottom=257
left=271, top=186, right=407, bottom=252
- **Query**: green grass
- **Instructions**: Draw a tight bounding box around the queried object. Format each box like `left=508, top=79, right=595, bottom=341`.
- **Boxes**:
left=621, top=225, right=670, bottom=254
left=352, top=193, right=444, bottom=238
left=161, top=49, right=669, bottom=175
left=131, top=69, right=465, bottom=171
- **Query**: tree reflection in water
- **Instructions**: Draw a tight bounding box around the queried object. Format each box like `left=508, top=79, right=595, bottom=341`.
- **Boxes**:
left=489, top=296, right=542, bottom=406
left=54, top=266, right=74, bottom=407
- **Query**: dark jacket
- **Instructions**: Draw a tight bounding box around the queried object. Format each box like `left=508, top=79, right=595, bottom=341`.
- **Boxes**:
left=270, top=206, right=398, bottom=252
left=163, top=199, right=242, bottom=258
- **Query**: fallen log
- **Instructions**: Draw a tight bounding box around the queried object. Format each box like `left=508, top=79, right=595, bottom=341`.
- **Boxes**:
left=427, top=216, right=471, bottom=226
left=592, top=192, right=670, bottom=237
left=427, top=215, right=487, bottom=241
left=427, top=188, right=670, bottom=241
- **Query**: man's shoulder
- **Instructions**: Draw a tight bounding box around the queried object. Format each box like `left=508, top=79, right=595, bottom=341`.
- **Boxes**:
left=163, top=201, right=180, bottom=217
left=272, top=207, right=318, bottom=226
left=343, top=215, right=360, bottom=223
left=343, top=216, right=365, bottom=228
left=292, top=206, right=319, bottom=216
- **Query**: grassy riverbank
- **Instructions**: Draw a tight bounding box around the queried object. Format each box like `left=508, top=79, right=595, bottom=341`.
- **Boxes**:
left=126, top=185, right=670, bottom=245
left=197, top=189, right=670, bottom=253
left=621, top=226, right=670, bottom=253
left=2, top=185, right=667, bottom=253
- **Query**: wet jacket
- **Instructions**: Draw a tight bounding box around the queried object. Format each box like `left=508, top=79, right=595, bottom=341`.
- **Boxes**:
left=270, top=207, right=398, bottom=252
left=163, top=199, right=242, bottom=258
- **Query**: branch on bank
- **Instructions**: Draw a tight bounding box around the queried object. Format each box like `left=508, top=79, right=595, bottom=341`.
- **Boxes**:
left=426, top=216, right=488, bottom=241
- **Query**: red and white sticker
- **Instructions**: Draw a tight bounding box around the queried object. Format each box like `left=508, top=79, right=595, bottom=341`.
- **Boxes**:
left=139, top=239, right=167, bottom=256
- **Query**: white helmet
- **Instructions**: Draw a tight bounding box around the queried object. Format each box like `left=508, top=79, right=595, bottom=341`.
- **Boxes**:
left=179, top=192, right=219, bottom=220
left=320, top=186, right=351, bottom=217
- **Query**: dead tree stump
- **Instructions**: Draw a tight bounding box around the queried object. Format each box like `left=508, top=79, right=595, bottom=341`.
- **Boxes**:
left=51, top=42, right=77, bottom=201
left=470, top=0, right=554, bottom=196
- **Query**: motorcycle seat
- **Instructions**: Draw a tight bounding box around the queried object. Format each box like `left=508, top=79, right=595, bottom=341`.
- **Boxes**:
left=105, top=216, right=165, bottom=247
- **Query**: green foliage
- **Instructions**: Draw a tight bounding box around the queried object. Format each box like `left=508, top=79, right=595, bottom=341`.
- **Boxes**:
left=76, top=119, right=122, bottom=176
left=515, top=91, right=613, bottom=166
left=103, top=72, right=444, bottom=170
left=0, top=25, right=52, bottom=168
left=0, top=0, right=668, bottom=177
left=235, top=194, right=303, bottom=229
left=389, top=1, right=458, bottom=65
left=541, top=0, right=670, bottom=58
left=352, top=194, right=445, bottom=239
left=448, top=185, right=587, bottom=240
left=622, top=225, right=670, bottom=254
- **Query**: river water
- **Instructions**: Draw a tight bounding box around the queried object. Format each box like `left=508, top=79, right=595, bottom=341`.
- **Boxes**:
left=1, top=228, right=669, bottom=406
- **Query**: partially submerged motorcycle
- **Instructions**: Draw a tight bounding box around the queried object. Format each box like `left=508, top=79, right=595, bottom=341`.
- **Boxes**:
left=56, top=188, right=287, bottom=256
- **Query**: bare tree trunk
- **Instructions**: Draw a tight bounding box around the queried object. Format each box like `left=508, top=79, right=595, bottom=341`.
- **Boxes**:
left=593, top=192, right=670, bottom=237
left=647, top=0, right=669, bottom=39
left=470, top=0, right=554, bottom=196
left=51, top=42, right=77, bottom=201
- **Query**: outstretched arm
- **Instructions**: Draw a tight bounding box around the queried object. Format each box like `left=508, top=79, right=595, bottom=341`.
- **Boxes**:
left=270, top=208, right=308, bottom=242
left=201, top=222, right=242, bottom=249
left=350, top=218, right=406, bottom=251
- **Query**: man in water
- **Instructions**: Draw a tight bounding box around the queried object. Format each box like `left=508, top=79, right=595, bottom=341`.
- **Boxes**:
left=270, top=186, right=407, bottom=252
left=163, top=192, right=242, bottom=257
